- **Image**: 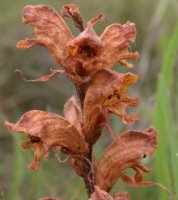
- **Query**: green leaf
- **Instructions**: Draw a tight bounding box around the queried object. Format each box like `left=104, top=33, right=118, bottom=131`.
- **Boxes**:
left=154, top=23, right=178, bottom=200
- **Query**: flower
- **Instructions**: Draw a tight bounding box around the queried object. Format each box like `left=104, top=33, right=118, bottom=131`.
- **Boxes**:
left=4, top=97, right=88, bottom=170
left=16, top=5, right=139, bottom=79
left=89, top=186, right=130, bottom=200
left=95, top=127, right=158, bottom=191
left=68, top=20, right=139, bottom=74
left=83, top=69, right=139, bottom=144
left=38, top=197, right=57, bottom=200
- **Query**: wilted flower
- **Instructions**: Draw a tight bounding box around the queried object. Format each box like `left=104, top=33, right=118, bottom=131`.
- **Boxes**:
left=16, top=5, right=139, bottom=80
left=95, top=127, right=158, bottom=191
left=38, top=197, right=58, bottom=200
left=5, top=97, right=88, bottom=170
left=89, top=186, right=130, bottom=200
left=83, top=69, right=139, bottom=143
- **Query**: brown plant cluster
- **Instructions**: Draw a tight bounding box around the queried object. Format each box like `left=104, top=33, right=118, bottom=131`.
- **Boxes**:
left=4, top=4, right=169, bottom=200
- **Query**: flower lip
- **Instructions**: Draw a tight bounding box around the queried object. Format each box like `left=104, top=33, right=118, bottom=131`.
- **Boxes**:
left=122, top=21, right=136, bottom=42
left=17, top=5, right=139, bottom=78
left=4, top=109, right=89, bottom=170
left=95, top=127, right=158, bottom=191
left=28, top=135, right=41, bottom=143
left=68, top=23, right=103, bottom=58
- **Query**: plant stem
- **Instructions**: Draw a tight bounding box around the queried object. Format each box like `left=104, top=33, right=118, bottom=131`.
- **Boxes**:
left=83, top=144, right=95, bottom=197
left=75, top=85, right=85, bottom=109
left=76, top=84, right=95, bottom=197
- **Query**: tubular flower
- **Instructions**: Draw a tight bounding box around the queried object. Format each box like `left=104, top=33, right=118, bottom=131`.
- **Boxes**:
left=83, top=69, right=139, bottom=143
left=38, top=197, right=58, bottom=200
left=89, top=186, right=130, bottom=200
left=68, top=20, right=139, bottom=74
left=16, top=5, right=139, bottom=79
left=95, top=127, right=158, bottom=191
left=5, top=97, right=88, bottom=170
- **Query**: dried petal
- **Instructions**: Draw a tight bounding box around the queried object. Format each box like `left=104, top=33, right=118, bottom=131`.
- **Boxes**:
left=99, top=22, right=139, bottom=68
left=15, top=69, right=61, bottom=82
left=89, top=186, right=113, bottom=200
left=95, top=127, right=158, bottom=191
left=38, top=197, right=58, bottom=200
left=113, top=192, right=130, bottom=200
left=83, top=106, right=106, bottom=144
left=89, top=186, right=130, bottom=200
left=5, top=110, right=88, bottom=170
left=68, top=21, right=139, bottom=74
left=61, top=4, right=84, bottom=32
left=63, top=96, right=82, bottom=133
left=83, top=69, right=139, bottom=143
left=17, top=5, right=73, bottom=72
left=68, top=22, right=103, bottom=61
left=15, top=68, right=88, bottom=86
left=85, top=69, right=139, bottom=122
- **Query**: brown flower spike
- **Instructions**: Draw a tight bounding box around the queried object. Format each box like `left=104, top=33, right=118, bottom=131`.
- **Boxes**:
left=83, top=69, right=139, bottom=143
left=4, top=3, right=170, bottom=200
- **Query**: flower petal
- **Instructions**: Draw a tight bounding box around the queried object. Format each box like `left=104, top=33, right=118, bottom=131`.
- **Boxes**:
left=99, top=21, right=139, bottom=68
left=38, top=197, right=58, bottom=200
left=68, top=20, right=139, bottom=74
left=68, top=22, right=103, bottom=59
left=5, top=110, right=88, bottom=170
left=17, top=5, right=73, bottom=71
left=61, top=4, right=84, bottom=32
left=63, top=96, right=82, bottom=133
left=95, top=127, right=158, bottom=191
left=113, top=192, right=130, bottom=200
left=89, top=186, right=130, bottom=200
left=89, top=186, right=113, bottom=200
left=83, top=69, right=138, bottom=143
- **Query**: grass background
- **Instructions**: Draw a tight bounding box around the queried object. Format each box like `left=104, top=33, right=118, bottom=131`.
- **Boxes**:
left=0, top=0, right=178, bottom=199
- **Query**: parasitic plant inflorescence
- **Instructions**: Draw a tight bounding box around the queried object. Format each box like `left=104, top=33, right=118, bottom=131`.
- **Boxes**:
left=5, top=4, right=170, bottom=200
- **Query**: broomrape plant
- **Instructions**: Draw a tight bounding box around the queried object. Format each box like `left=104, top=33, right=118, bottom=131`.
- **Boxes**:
left=4, top=4, right=171, bottom=200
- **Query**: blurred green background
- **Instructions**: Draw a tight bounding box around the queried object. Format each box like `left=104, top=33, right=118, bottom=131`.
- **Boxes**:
left=0, top=0, right=178, bottom=199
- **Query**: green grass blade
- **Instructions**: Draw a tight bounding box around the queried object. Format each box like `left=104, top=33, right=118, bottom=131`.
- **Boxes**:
left=9, top=134, right=23, bottom=200
left=161, top=24, right=178, bottom=86
left=154, top=23, right=178, bottom=200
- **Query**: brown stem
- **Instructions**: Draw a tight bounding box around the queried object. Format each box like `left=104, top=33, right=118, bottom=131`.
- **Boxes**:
left=75, top=85, right=85, bottom=109
left=76, top=84, right=95, bottom=197
left=83, top=144, right=95, bottom=197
